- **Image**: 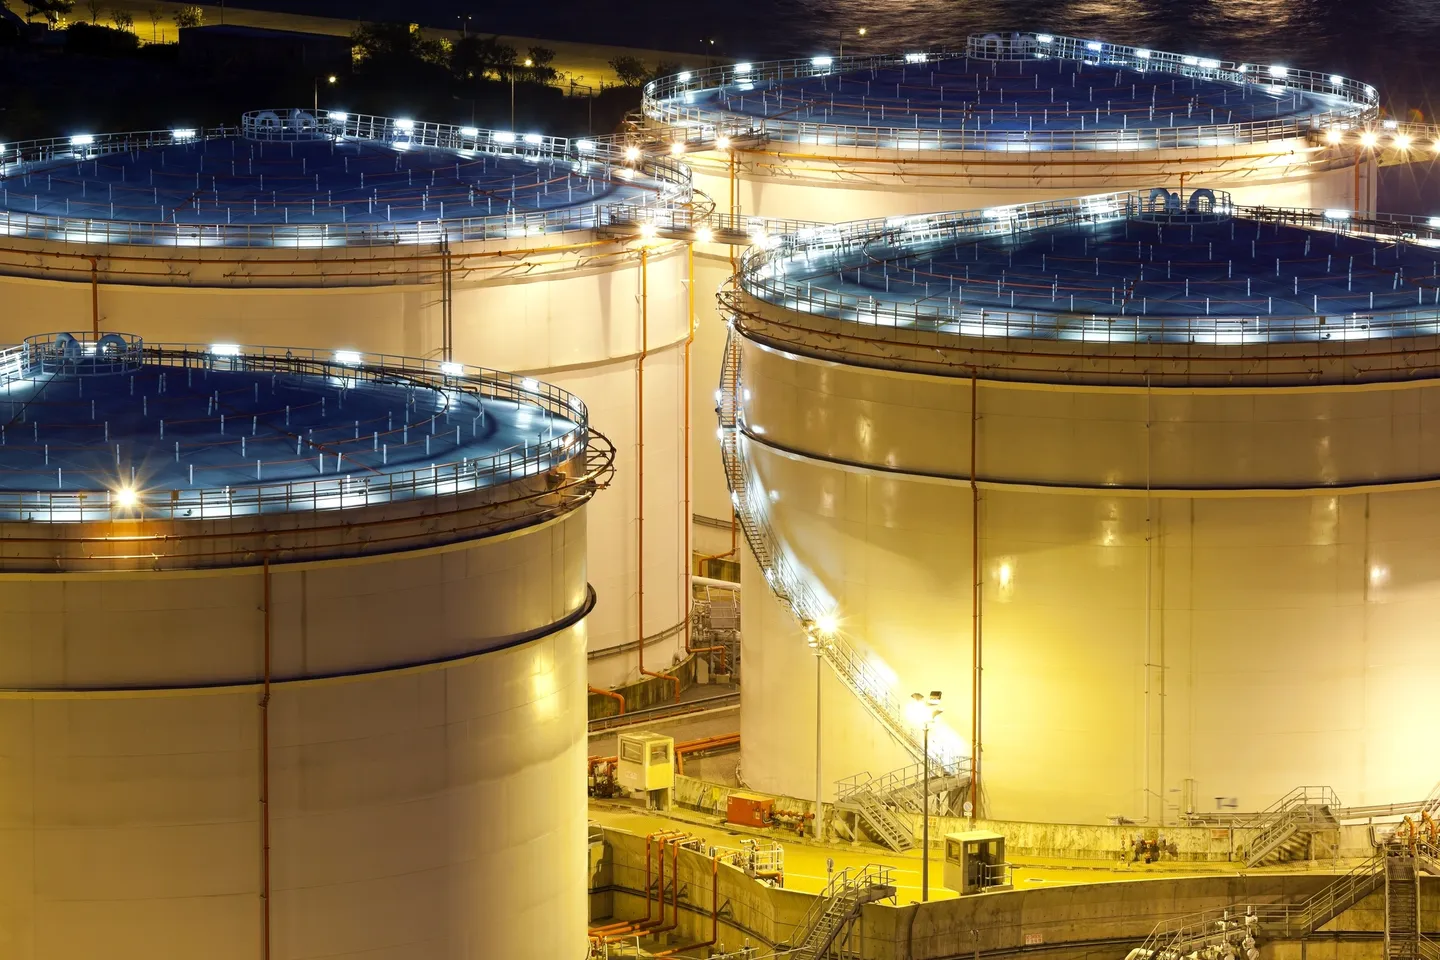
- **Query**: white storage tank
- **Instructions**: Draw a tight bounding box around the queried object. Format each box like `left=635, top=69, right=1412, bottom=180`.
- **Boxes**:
left=0, top=333, right=604, bottom=958
left=0, top=112, right=693, bottom=687
left=721, top=191, right=1440, bottom=824
left=645, top=34, right=1399, bottom=539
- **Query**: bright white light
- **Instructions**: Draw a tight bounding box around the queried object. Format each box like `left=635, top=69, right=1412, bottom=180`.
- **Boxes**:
left=1237, top=64, right=1248, bottom=72
left=523, top=133, right=542, bottom=145
left=639, top=222, right=658, bottom=239
left=114, top=486, right=139, bottom=509
left=459, top=126, right=479, bottom=137
left=1329, top=74, right=1344, bottom=85
left=730, top=490, right=740, bottom=506
left=521, top=377, right=540, bottom=393
left=816, top=613, right=838, bottom=636
left=334, top=350, right=362, bottom=365
left=576, top=139, right=595, bottom=152
left=1395, top=133, right=1412, bottom=149
left=1035, top=34, right=1054, bottom=43
left=329, top=111, right=348, bottom=122
left=494, top=131, right=517, bottom=143
left=394, top=118, right=415, bottom=131
left=1085, top=41, right=1102, bottom=52
left=70, top=134, right=95, bottom=146
left=1326, top=128, right=1343, bottom=144
left=716, top=427, right=724, bottom=439
left=171, top=128, right=196, bottom=140
left=1268, top=65, right=1289, bottom=78
left=1430, top=217, right=1440, bottom=228
left=1199, top=58, right=1219, bottom=69
left=669, top=141, right=685, bottom=155
left=1383, top=119, right=1399, bottom=130
left=624, top=145, right=641, bottom=161
left=696, top=226, right=714, bottom=243
left=734, top=62, right=753, bottom=75
left=1361, top=131, right=1379, bottom=147
left=1266, top=85, right=1285, bottom=94
left=811, top=56, right=833, bottom=67
left=1323, top=209, right=1351, bottom=220
left=715, top=135, right=731, bottom=150
left=678, top=71, right=692, bottom=82
left=997, top=561, right=1013, bottom=587
left=1370, top=564, right=1389, bottom=585
left=1182, top=56, right=1199, bottom=66
left=714, top=389, right=722, bottom=403
left=1137, top=49, right=1152, bottom=59
left=440, top=361, right=463, bottom=375
left=904, top=52, right=928, bottom=63
left=209, top=343, right=242, bottom=356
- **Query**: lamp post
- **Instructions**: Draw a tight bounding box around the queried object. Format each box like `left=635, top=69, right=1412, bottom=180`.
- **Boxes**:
left=909, top=690, right=943, bottom=902
left=807, top=615, right=837, bottom=842
left=313, top=74, right=336, bottom=116
left=456, top=13, right=471, bottom=37
left=840, top=26, right=866, bottom=59
left=510, top=57, right=533, bottom=131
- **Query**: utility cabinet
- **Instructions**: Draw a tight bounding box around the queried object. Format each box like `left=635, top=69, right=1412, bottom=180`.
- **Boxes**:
left=616, top=731, right=674, bottom=809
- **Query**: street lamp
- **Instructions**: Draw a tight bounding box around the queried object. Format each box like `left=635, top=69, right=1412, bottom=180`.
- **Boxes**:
left=908, top=690, right=943, bottom=902
left=313, top=74, right=336, bottom=116
left=840, top=26, right=867, bottom=58
left=510, top=58, right=534, bottom=131
left=807, top=615, right=838, bottom=842
left=456, top=13, right=471, bottom=37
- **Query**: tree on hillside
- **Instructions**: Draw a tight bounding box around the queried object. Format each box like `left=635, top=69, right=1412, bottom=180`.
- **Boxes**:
left=24, top=0, right=74, bottom=26
left=450, top=33, right=514, bottom=81
left=524, top=45, right=557, bottom=84
left=83, top=0, right=100, bottom=23
left=172, top=4, right=201, bottom=27
left=109, top=7, right=131, bottom=29
left=145, top=4, right=160, bottom=40
left=609, top=55, right=648, bottom=87
left=351, top=21, right=446, bottom=69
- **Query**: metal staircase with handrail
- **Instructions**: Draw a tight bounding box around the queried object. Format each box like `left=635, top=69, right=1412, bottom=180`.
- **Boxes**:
left=716, top=330, right=963, bottom=777
left=1239, top=786, right=1342, bottom=867
left=787, top=864, right=897, bottom=959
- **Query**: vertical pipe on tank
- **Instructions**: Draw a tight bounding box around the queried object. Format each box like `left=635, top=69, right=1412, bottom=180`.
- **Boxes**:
left=970, top=368, right=982, bottom=819
left=259, top=557, right=272, bottom=960
left=89, top=257, right=99, bottom=338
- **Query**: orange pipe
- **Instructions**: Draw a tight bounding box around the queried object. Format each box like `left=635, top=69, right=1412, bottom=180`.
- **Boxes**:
left=652, top=835, right=683, bottom=936
left=589, top=686, right=626, bottom=715
left=674, top=733, right=741, bottom=776
left=655, top=854, right=719, bottom=957
left=603, top=832, right=687, bottom=941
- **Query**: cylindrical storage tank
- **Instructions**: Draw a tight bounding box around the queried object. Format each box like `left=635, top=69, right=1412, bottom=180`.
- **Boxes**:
left=0, top=334, right=606, bottom=959
left=721, top=191, right=1440, bottom=824
left=0, top=112, right=691, bottom=686
left=649, top=34, right=1398, bottom=533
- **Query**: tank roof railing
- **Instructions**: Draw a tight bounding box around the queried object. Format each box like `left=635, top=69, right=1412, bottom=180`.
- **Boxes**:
left=734, top=191, right=1440, bottom=349
left=0, top=125, right=238, bottom=176
left=642, top=33, right=1377, bottom=152
left=0, top=112, right=691, bottom=249
left=0, top=338, right=592, bottom=523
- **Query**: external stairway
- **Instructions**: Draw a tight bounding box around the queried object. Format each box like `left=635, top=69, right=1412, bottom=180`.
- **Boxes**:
left=787, top=865, right=897, bottom=960
left=1386, top=853, right=1420, bottom=960
left=1240, top=787, right=1343, bottom=867
left=833, top=761, right=972, bottom=852
left=716, top=333, right=964, bottom=789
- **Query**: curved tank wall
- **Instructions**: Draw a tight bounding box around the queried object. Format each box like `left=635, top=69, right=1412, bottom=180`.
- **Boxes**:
left=725, top=199, right=1440, bottom=824
left=0, top=340, right=597, bottom=958
left=0, top=116, right=692, bottom=686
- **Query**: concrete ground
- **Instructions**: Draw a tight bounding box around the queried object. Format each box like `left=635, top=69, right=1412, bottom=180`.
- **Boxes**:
left=87, top=0, right=699, bottom=90
left=589, top=801, right=1353, bottom=902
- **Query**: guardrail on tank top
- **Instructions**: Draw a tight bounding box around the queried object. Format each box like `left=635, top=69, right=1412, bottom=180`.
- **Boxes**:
left=0, top=111, right=692, bottom=248
left=716, top=330, right=965, bottom=773
left=733, top=190, right=1440, bottom=348
left=642, top=32, right=1376, bottom=152
left=0, top=335, right=597, bottom=525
